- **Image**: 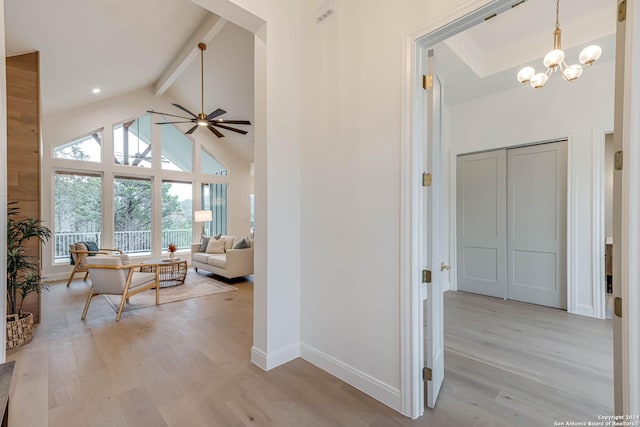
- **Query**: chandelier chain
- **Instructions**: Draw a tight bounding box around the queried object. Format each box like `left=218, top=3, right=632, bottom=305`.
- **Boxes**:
left=555, top=0, right=560, bottom=29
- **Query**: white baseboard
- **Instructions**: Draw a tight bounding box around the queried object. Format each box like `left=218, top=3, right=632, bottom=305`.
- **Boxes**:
left=251, top=341, right=300, bottom=371
left=42, top=273, right=71, bottom=282
left=441, top=279, right=451, bottom=293
left=300, top=342, right=401, bottom=412
left=574, top=303, right=595, bottom=318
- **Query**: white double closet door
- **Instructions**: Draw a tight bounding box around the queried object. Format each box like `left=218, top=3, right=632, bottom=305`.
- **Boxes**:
left=456, top=141, right=567, bottom=309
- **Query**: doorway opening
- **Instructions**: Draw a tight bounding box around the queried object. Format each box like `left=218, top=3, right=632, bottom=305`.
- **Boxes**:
left=403, top=0, right=618, bottom=420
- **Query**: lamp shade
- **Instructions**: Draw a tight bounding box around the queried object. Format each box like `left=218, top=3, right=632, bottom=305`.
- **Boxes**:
left=579, top=45, right=602, bottom=66
left=194, top=210, right=213, bottom=222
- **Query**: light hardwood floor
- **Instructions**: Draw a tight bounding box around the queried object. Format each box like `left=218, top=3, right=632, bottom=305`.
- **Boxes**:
left=6, top=278, right=613, bottom=426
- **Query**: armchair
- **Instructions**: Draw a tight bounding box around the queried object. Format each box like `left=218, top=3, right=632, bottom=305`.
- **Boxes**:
left=66, top=242, right=124, bottom=287
left=82, top=256, right=159, bottom=321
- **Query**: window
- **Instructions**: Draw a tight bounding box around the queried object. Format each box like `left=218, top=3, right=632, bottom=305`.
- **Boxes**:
left=201, top=148, right=227, bottom=176
left=202, top=183, right=227, bottom=235
left=162, top=122, right=193, bottom=172
left=53, top=172, right=102, bottom=263
left=53, top=131, right=102, bottom=162
left=114, top=177, right=152, bottom=254
left=162, top=181, right=192, bottom=250
left=114, top=114, right=152, bottom=167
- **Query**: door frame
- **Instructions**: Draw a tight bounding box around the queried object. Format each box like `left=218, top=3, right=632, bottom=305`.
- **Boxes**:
left=399, top=0, right=519, bottom=418
left=400, top=0, right=640, bottom=418
left=592, top=126, right=614, bottom=320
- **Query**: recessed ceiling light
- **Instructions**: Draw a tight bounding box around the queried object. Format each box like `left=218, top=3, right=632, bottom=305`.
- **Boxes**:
left=92, top=88, right=101, bottom=94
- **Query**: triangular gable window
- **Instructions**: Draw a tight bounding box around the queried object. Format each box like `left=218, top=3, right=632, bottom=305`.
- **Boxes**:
left=53, top=130, right=102, bottom=162
left=201, top=148, right=227, bottom=176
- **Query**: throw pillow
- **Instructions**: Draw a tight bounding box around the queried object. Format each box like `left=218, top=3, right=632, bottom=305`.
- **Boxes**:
left=199, top=236, right=211, bottom=252
left=232, top=237, right=251, bottom=250
left=222, top=235, right=235, bottom=251
left=206, top=237, right=226, bottom=254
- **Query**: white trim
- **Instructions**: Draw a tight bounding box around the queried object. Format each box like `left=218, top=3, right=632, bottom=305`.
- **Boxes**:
left=566, top=132, right=578, bottom=315
left=575, top=304, right=598, bottom=318
left=300, top=343, right=401, bottom=412
left=592, top=126, right=613, bottom=320
left=621, top=0, right=640, bottom=413
left=250, top=342, right=300, bottom=371
left=400, top=0, right=517, bottom=419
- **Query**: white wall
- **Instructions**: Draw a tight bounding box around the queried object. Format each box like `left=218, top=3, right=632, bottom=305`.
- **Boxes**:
left=191, top=0, right=303, bottom=372
left=448, top=60, right=615, bottom=317
left=297, top=0, right=494, bottom=411
left=41, top=87, right=253, bottom=279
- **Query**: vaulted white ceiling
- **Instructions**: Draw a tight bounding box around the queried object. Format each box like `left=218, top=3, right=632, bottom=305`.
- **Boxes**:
left=5, top=0, right=211, bottom=113
left=5, top=0, right=255, bottom=162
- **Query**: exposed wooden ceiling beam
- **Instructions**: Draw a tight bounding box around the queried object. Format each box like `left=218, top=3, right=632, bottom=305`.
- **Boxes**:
left=154, top=14, right=228, bottom=96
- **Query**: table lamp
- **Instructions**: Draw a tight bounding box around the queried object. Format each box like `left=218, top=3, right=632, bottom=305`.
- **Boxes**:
left=194, top=210, right=213, bottom=237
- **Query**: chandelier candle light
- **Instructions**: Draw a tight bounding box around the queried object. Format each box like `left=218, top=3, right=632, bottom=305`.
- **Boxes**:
left=517, top=0, right=602, bottom=89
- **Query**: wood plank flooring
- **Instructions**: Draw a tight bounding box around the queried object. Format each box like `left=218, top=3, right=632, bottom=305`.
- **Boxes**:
left=6, top=277, right=613, bottom=426
left=425, top=291, right=614, bottom=427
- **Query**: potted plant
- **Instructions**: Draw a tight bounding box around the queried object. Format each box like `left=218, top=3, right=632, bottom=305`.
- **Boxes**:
left=168, top=243, right=177, bottom=260
left=6, top=202, right=51, bottom=349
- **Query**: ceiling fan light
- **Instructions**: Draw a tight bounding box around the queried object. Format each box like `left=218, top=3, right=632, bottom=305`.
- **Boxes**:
left=543, top=49, right=565, bottom=68
left=197, top=120, right=208, bottom=126
left=563, top=64, right=583, bottom=81
left=517, top=66, right=536, bottom=84
left=579, top=45, right=602, bottom=66
left=530, top=73, right=549, bottom=89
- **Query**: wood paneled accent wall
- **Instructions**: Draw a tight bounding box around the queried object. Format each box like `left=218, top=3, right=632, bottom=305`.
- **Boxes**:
left=6, top=52, right=42, bottom=322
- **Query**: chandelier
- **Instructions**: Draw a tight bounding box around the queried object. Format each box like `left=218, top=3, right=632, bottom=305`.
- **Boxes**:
left=517, top=0, right=602, bottom=89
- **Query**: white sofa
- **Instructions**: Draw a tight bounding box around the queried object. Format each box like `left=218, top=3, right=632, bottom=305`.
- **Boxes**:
left=190, top=235, right=254, bottom=279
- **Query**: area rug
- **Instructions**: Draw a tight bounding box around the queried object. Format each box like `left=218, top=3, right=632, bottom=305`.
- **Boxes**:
left=102, top=270, right=238, bottom=313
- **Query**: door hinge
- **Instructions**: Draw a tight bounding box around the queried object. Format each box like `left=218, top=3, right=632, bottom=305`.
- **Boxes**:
left=422, top=269, right=432, bottom=283
left=618, top=0, right=627, bottom=23
left=614, top=297, right=622, bottom=318
left=615, top=150, right=623, bottom=171
left=423, top=367, right=432, bottom=381
left=423, top=74, right=433, bottom=90
left=422, top=172, right=432, bottom=187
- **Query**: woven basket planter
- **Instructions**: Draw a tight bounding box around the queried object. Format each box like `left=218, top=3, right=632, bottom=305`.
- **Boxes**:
left=6, top=313, right=33, bottom=350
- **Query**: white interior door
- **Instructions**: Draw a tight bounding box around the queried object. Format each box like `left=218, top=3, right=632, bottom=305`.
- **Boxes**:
left=456, top=150, right=507, bottom=299
left=422, top=69, right=444, bottom=409
left=506, top=142, right=567, bottom=309
left=612, top=0, right=624, bottom=413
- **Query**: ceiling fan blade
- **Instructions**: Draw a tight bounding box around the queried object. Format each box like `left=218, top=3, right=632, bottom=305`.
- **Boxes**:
left=185, top=125, right=199, bottom=135
left=172, top=103, right=198, bottom=118
left=212, top=123, right=248, bottom=135
left=212, top=120, right=251, bottom=125
left=206, top=108, right=227, bottom=120
left=207, top=125, right=224, bottom=138
left=147, top=110, right=193, bottom=120
left=155, top=121, right=194, bottom=125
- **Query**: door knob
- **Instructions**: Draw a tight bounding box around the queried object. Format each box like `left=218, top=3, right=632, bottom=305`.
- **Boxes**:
left=440, top=262, right=451, bottom=272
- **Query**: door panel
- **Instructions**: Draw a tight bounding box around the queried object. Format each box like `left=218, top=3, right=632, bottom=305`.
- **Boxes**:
left=456, top=150, right=507, bottom=298
left=506, top=142, right=567, bottom=309
left=423, top=73, right=444, bottom=409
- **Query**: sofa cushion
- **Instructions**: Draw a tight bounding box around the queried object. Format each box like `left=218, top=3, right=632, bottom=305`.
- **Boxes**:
left=192, top=252, right=210, bottom=264
left=232, top=237, right=251, bottom=250
left=221, top=235, right=235, bottom=251
left=207, top=254, right=227, bottom=268
left=206, top=238, right=225, bottom=254
left=199, top=236, right=210, bottom=252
